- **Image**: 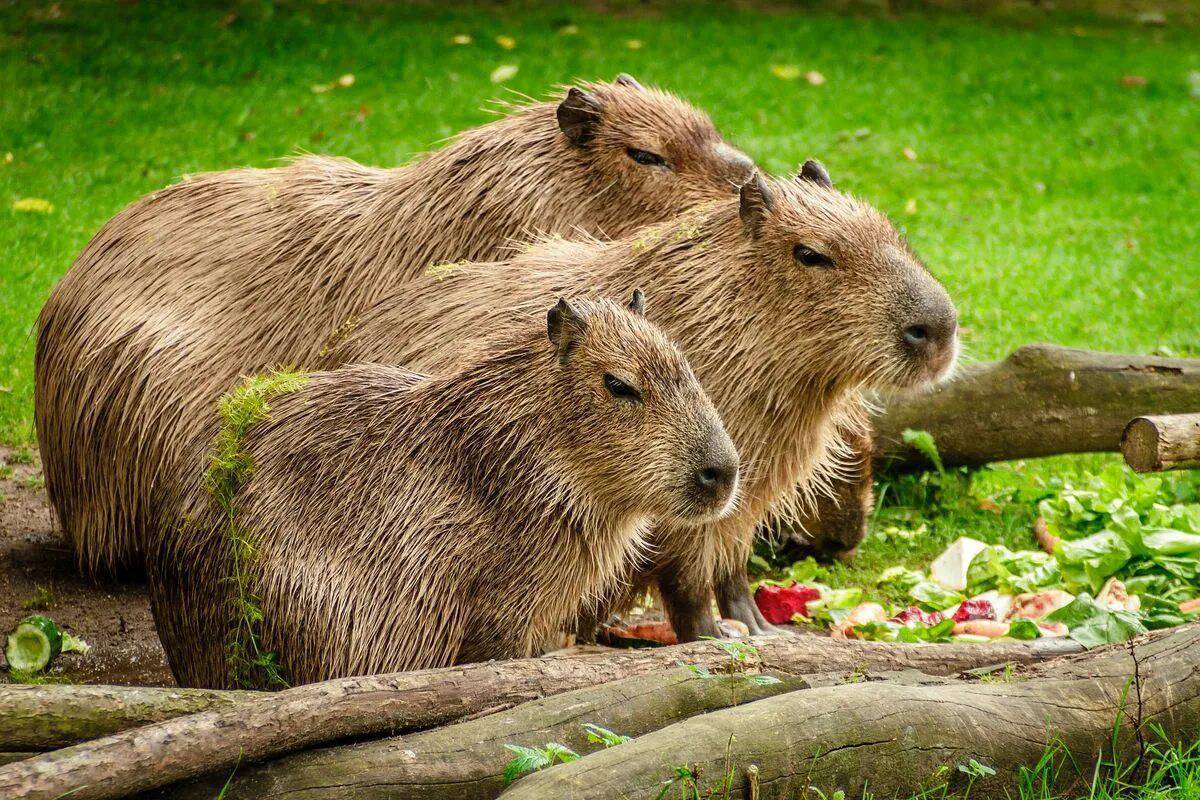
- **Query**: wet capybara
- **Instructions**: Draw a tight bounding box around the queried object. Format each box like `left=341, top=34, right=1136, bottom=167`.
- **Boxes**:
left=320, top=166, right=959, bottom=642
left=35, top=75, right=755, bottom=577
left=150, top=293, right=739, bottom=688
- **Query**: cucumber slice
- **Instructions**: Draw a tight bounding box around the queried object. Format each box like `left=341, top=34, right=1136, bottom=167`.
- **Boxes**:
left=6, top=615, right=63, bottom=672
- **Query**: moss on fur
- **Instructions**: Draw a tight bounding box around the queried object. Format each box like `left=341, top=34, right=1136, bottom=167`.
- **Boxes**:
left=203, top=370, right=307, bottom=689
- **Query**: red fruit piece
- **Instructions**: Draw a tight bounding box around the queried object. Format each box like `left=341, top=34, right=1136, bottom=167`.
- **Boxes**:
left=891, top=606, right=944, bottom=626
left=754, top=583, right=821, bottom=624
left=953, top=599, right=996, bottom=622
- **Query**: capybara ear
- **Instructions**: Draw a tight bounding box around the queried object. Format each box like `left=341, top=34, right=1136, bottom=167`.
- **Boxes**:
left=614, top=73, right=644, bottom=90
left=798, top=159, right=834, bottom=189
left=557, top=87, right=603, bottom=146
left=628, top=288, right=646, bottom=316
left=547, top=297, right=588, bottom=365
left=738, top=171, right=774, bottom=238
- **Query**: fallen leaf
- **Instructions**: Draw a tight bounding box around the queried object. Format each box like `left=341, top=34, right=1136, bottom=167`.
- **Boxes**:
left=3, top=152, right=12, bottom=164
left=625, top=39, right=643, bottom=50
left=495, top=35, right=516, bottom=50
left=1120, top=75, right=1147, bottom=87
left=490, top=64, right=518, bottom=83
left=558, top=24, right=578, bottom=35
left=240, top=130, right=256, bottom=142
left=354, top=104, right=370, bottom=123
left=218, top=12, right=237, bottom=27
left=310, top=83, right=331, bottom=94
left=451, top=34, right=472, bottom=45
left=978, top=497, right=1001, bottom=514
left=904, top=198, right=918, bottom=215
left=770, top=64, right=801, bottom=80
left=311, top=130, right=326, bottom=142
left=337, top=74, right=355, bottom=88
left=902, top=146, right=918, bottom=161
left=13, top=198, right=53, bottom=213
left=0, top=385, right=11, bottom=393
left=804, top=70, right=826, bottom=86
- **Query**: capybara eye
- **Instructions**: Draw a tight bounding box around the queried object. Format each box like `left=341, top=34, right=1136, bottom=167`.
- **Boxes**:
left=626, top=148, right=667, bottom=168
left=603, top=372, right=643, bottom=402
left=794, top=244, right=835, bottom=269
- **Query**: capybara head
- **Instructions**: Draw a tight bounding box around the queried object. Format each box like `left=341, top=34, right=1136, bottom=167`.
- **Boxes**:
left=738, top=163, right=958, bottom=390
left=545, top=291, right=739, bottom=523
left=557, top=74, right=755, bottom=211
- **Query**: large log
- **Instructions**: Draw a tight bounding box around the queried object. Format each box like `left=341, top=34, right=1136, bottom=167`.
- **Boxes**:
left=0, top=684, right=258, bottom=751
left=0, top=634, right=1080, bottom=800
left=152, top=669, right=809, bottom=800
left=874, top=345, right=1200, bottom=470
left=1122, top=413, right=1200, bottom=473
left=502, top=626, right=1200, bottom=800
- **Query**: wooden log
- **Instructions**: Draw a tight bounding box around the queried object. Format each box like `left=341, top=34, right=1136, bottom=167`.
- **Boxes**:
left=152, top=669, right=810, bottom=800
left=0, top=634, right=1080, bottom=800
left=1122, top=413, right=1200, bottom=473
left=874, top=345, right=1200, bottom=470
left=0, top=684, right=258, bottom=751
left=502, top=625, right=1200, bottom=800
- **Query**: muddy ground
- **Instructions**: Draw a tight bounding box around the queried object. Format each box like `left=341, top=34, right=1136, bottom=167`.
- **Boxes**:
left=0, top=447, right=173, bottom=686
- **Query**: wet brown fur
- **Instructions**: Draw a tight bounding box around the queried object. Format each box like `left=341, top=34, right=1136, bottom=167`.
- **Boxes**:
left=150, top=298, right=736, bottom=687
left=35, top=78, right=753, bottom=576
left=320, top=174, right=958, bottom=640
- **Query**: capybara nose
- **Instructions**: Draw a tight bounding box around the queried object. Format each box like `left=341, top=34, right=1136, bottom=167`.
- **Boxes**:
left=900, top=293, right=958, bottom=374
left=694, top=458, right=737, bottom=504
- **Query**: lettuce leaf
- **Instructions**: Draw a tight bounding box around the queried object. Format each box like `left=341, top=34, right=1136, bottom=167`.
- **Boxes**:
left=1045, top=593, right=1147, bottom=648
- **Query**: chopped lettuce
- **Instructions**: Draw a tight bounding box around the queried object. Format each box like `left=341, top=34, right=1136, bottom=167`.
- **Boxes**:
left=966, top=545, right=1060, bottom=595
left=1045, top=593, right=1147, bottom=648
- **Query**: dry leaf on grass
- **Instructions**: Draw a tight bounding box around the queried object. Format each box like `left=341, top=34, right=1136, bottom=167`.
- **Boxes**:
left=13, top=198, right=53, bottom=213
left=490, top=64, right=519, bottom=83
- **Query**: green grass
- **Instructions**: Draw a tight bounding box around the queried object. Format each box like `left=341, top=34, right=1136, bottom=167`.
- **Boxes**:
left=2, top=1, right=1198, bottom=443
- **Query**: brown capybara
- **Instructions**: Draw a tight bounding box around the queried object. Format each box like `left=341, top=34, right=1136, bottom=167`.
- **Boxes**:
left=35, top=75, right=755, bottom=577
left=319, top=166, right=959, bottom=642
left=150, top=293, right=739, bottom=688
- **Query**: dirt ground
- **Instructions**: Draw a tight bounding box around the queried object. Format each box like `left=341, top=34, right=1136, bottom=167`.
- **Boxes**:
left=0, top=447, right=174, bottom=686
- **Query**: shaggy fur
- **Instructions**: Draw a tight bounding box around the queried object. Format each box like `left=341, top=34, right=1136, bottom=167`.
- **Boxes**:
left=35, top=76, right=754, bottom=576
left=321, top=171, right=959, bottom=641
left=150, top=297, right=738, bottom=688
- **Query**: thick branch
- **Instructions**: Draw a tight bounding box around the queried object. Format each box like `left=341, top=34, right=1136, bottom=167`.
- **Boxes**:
left=154, top=669, right=809, bottom=800
left=0, top=685, right=258, bottom=751
left=0, top=635, right=1079, bottom=800
left=1122, top=413, right=1200, bottom=473
left=502, top=626, right=1200, bottom=800
left=875, top=345, right=1200, bottom=470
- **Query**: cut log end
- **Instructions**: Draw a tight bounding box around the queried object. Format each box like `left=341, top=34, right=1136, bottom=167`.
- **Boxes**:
left=1121, top=413, right=1200, bottom=473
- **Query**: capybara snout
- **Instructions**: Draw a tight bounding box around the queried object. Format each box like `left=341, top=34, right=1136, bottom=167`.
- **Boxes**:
left=895, top=268, right=959, bottom=385
left=686, top=421, right=740, bottom=522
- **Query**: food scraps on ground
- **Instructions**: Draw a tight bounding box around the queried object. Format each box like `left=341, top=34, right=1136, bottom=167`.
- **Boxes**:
left=5, top=615, right=90, bottom=673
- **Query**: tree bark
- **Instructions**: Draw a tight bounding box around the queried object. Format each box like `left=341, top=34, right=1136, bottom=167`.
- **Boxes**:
left=1122, top=413, right=1200, bottom=473
left=501, top=626, right=1200, bottom=800
left=0, top=684, right=258, bottom=751
left=150, top=669, right=810, bottom=800
left=0, top=634, right=1080, bottom=800
left=874, top=345, right=1200, bottom=470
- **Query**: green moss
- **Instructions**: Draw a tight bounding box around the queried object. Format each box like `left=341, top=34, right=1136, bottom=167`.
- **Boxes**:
left=202, top=370, right=307, bottom=689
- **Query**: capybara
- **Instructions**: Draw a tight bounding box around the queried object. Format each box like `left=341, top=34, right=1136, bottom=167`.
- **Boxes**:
left=35, top=75, right=755, bottom=576
left=319, top=166, right=959, bottom=641
left=150, top=293, right=739, bottom=688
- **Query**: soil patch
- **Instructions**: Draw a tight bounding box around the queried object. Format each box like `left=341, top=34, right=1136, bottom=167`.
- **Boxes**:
left=0, top=448, right=173, bottom=686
